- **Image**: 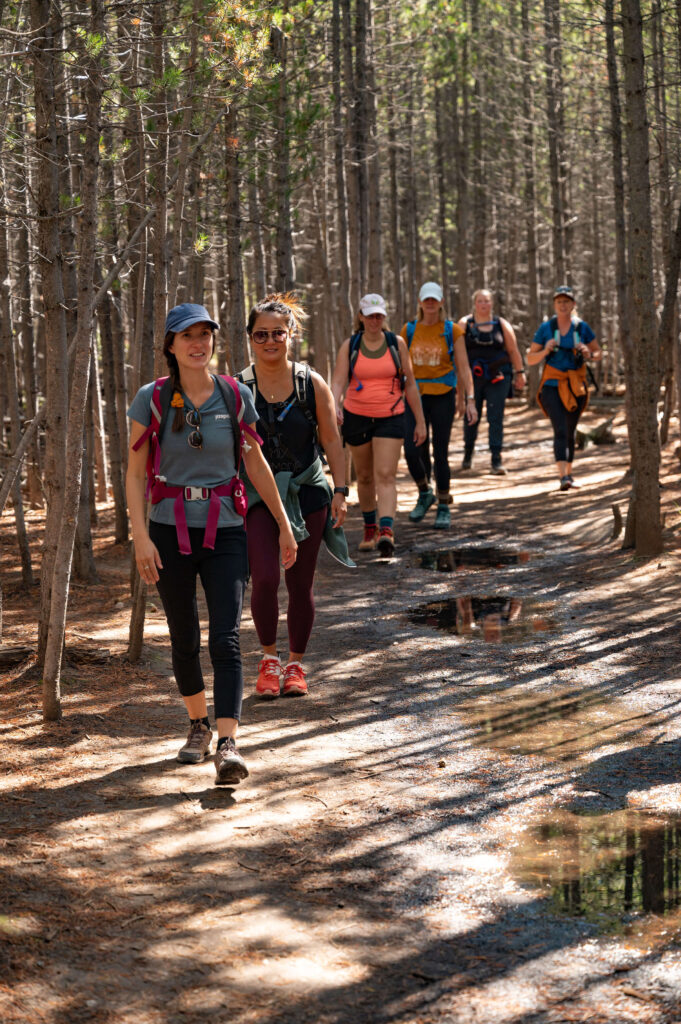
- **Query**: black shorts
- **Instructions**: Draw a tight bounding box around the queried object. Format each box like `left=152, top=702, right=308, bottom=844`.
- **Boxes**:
left=341, top=409, right=405, bottom=447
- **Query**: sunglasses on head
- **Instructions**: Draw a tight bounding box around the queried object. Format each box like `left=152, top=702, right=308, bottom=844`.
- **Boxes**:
left=252, top=328, right=288, bottom=344
left=186, top=408, right=203, bottom=449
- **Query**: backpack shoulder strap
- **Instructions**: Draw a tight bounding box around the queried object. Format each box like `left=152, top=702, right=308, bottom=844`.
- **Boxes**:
left=406, top=320, right=417, bottom=347
left=444, top=320, right=455, bottom=361
left=216, top=373, right=262, bottom=464
left=292, top=362, right=315, bottom=419
left=384, top=330, right=402, bottom=374
left=348, top=332, right=363, bottom=380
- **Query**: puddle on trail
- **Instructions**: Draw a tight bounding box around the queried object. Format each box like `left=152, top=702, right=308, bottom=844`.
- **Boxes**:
left=513, top=809, right=681, bottom=936
left=411, top=546, right=531, bottom=572
left=408, top=595, right=557, bottom=643
left=456, top=685, right=664, bottom=759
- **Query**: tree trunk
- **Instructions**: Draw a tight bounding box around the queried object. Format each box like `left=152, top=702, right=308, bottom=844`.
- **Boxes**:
left=365, top=0, right=382, bottom=295
left=31, top=0, right=70, bottom=674
left=543, top=0, right=566, bottom=281
left=621, top=0, right=662, bottom=555
left=42, top=0, right=103, bottom=719
left=521, top=0, right=540, bottom=402
left=225, top=105, right=248, bottom=373
left=331, top=0, right=353, bottom=334
left=0, top=170, right=33, bottom=587
left=271, top=25, right=295, bottom=290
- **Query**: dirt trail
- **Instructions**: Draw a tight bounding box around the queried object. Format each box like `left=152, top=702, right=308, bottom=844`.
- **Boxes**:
left=2, top=398, right=681, bottom=1024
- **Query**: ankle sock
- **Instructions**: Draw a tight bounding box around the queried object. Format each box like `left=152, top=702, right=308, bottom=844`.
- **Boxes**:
left=418, top=482, right=431, bottom=493
left=362, top=509, right=377, bottom=526
left=191, top=717, right=210, bottom=729
left=217, top=736, right=233, bottom=751
left=379, top=516, right=394, bottom=530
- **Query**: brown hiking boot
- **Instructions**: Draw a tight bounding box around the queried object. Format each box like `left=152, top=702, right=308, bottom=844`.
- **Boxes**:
left=358, top=524, right=378, bottom=551
left=177, top=720, right=212, bottom=764
left=214, top=737, right=249, bottom=786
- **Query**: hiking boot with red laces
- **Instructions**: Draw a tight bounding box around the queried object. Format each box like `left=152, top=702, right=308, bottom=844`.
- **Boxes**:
left=358, top=524, right=378, bottom=551
left=214, top=736, right=249, bottom=786
left=177, top=720, right=213, bottom=764
left=255, top=655, right=281, bottom=699
left=377, top=526, right=395, bottom=558
left=282, top=661, right=308, bottom=697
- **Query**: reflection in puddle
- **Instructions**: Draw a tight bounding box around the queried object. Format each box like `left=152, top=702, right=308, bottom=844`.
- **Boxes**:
left=457, top=686, right=662, bottom=758
left=409, top=595, right=556, bottom=643
left=514, top=810, right=681, bottom=931
left=412, top=546, right=531, bottom=572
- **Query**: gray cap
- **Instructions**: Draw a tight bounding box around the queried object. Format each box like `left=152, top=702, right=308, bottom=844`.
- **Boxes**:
left=165, top=302, right=219, bottom=335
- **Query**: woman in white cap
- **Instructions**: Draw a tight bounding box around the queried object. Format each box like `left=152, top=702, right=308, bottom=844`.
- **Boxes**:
left=401, top=282, right=477, bottom=529
left=458, top=289, right=526, bottom=475
left=331, top=294, right=426, bottom=557
left=527, top=285, right=601, bottom=490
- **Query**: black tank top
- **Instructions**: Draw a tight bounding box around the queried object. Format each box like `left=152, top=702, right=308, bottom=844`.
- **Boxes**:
left=465, top=318, right=506, bottom=363
left=253, top=378, right=329, bottom=518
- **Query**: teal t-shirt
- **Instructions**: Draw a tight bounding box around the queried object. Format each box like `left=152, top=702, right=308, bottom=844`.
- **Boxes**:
left=533, top=319, right=595, bottom=386
left=127, top=376, right=258, bottom=529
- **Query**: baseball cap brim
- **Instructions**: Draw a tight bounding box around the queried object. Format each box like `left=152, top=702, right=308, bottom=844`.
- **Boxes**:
left=165, top=303, right=219, bottom=335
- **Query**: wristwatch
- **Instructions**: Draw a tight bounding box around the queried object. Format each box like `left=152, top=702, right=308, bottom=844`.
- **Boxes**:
left=334, top=486, right=349, bottom=496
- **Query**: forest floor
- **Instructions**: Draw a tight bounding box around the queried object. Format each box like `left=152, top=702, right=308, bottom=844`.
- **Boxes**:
left=2, top=397, right=681, bottom=1024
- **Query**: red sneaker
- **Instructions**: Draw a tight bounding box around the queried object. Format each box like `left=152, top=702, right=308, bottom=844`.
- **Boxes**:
left=358, top=524, right=378, bottom=551
left=255, top=655, right=281, bottom=699
left=282, top=661, right=308, bottom=697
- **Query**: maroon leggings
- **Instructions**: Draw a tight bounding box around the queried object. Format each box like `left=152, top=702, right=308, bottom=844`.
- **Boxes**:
left=247, top=503, right=327, bottom=654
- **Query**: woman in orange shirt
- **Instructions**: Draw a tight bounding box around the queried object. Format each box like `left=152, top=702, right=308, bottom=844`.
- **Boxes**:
left=332, top=294, right=426, bottom=557
left=401, top=282, right=477, bottom=529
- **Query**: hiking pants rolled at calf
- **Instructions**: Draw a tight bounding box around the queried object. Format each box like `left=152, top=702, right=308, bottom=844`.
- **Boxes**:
left=150, top=521, right=248, bottom=720
left=463, top=374, right=511, bottom=460
left=539, top=386, right=587, bottom=464
left=404, top=389, right=456, bottom=494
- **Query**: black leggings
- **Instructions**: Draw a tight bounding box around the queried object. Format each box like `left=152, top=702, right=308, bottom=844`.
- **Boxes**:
left=150, top=521, right=248, bottom=721
left=539, top=387, right=587, bottom=464
left=404, top=389, right=456, bottom=495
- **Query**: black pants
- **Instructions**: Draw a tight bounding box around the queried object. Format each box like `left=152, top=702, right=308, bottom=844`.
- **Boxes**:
left=404, top=389, right=456, bottom=495
left=463, top=374, right=511, bottom=461
left=150, top=521, right=248, bottom=721
left=539, top=387, right=587, bottom=463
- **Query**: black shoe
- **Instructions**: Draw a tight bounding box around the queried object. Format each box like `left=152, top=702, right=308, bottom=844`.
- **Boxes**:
left=559, top=475, right=572, bottom=491
left=215, top=737, right=249, bottom=786
left=461, top=457, right=472, bottom=471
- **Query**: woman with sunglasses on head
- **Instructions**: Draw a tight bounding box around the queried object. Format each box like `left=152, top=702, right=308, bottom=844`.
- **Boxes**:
left=331, top=293, right=427, bottom=556
left=238, top=293, right=353, bottom=701
left=126, top=303, right=297, bottom=786
left=458, top=289, right=526, bottom=475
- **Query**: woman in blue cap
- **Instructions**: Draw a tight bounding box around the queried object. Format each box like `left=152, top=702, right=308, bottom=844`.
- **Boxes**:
left=527, top=286, right=602, bottom=490
left=126, top=302, right=297, bottom=786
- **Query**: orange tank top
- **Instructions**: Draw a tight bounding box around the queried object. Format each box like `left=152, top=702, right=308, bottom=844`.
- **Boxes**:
left=343, top=341, right=405, bottom=417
